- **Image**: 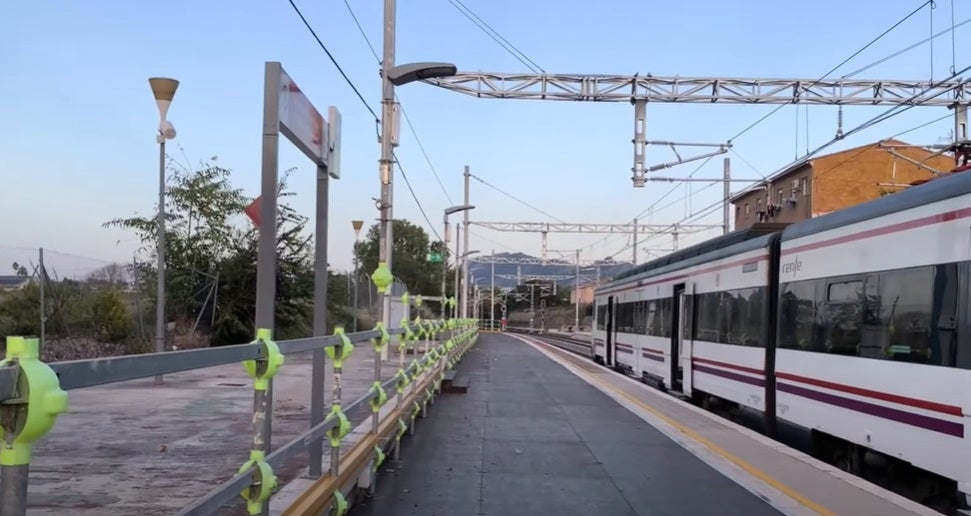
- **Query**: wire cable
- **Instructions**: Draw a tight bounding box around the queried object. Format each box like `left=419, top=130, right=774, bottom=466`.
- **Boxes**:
left=398, top=105, right=455, bottom=205
left=727, top=0, right=934, bottom=144
left=469, top=173, right=566, bottom=223
left=286, top=0, right=379, bottom=121
left=394, top=155, right=442, bottom=241
left=842, top=15, right=971, bottom=78
left=445, top=0, right=545, bottom=73
left=342, top=0, right=380, bottom=62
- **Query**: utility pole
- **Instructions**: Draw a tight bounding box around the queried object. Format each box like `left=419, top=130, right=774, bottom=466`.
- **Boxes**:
left=574, top=249, right=580, bottom=331
left=461, top=165, right=471, bottom=318
left=528, top=283, right=535, bottom=332
left=723, top=157, right=731, bottom=234
left=441, top=219, right=449, bottom=318
left=490, top=248, right=495, bottom=330
left=632, top=217, right=638, bottom=265
left=453, top=224, right=461, bottom=318
left=377, top=0, right=397, bottom=352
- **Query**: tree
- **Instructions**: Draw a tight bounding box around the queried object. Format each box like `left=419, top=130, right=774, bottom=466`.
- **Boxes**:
left=103, top=158, right=352, bottom=346
left=355, top=220, right=450, bottom=298
left=104, top=159, right=247, bottom=323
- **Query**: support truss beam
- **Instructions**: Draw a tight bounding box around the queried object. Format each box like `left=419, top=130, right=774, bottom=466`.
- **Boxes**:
left=469, top=256, right=601, bottom=266
left=496, top=274, right=577, bottom=282
left=425, top=73, right=968, bottom=105
left=470, top=221, right=721, bottom=234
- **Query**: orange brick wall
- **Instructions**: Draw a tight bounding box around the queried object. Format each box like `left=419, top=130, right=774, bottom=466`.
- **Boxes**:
left=732, top=141, right=955, bottom=230
left=812, top=143, right=951, bottom=215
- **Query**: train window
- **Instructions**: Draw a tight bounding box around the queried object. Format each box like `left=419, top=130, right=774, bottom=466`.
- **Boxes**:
left=694, top=288, right=766, bottom=347
left=646, top=300, right=657, bottom=336
left=868, top=266, right=937, bottom=365
left=827, top=280, right=862, bottom=303
left=736, top=288, right=765, bottom=346
left=784, top=264, right=960, bottom=368
left=779, top=280, right=817, bottom=351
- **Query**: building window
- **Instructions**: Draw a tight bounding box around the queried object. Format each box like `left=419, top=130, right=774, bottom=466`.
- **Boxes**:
left=777, top=188, right=784, bottom=204
left=745, top=203, right=751, bottom=217
left=802, top=177, right=809, bottom=196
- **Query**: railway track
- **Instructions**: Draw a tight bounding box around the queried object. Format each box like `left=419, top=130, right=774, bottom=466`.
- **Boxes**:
left=505, top=328, right=593, bottom=358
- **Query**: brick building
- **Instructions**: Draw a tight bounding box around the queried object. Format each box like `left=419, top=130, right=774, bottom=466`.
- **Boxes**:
left=729, top=139, right=955, bottom=230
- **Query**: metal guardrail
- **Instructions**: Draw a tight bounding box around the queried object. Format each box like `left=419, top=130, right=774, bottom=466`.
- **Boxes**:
left=0, top=316, right=480, bottom=516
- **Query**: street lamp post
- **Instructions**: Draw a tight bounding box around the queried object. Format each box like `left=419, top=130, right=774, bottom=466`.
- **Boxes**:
left=442, top=205, right=473, bottom=317
left=149, top=77, right=178, bottom=386
left=351, top=220, right=363, bottom=332
left=456, top=249, right=479, bottom=317
left=375, top=0, right=457, bottom=350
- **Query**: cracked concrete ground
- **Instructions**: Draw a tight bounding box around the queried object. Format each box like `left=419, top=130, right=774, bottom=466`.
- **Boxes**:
left=12, top=345, right=427, bottom=515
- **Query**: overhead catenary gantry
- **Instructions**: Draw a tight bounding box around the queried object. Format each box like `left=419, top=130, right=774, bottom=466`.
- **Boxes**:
left=424, top=72, right=971, bottom=186
left=469, top=220, right=720, bottom=265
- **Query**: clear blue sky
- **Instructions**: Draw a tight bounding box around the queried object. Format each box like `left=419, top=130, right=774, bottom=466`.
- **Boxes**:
left=2, top=0, right=969, bottom=278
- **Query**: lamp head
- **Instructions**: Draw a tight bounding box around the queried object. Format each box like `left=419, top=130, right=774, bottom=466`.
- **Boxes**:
left=149, top=77, right=179, bottom=121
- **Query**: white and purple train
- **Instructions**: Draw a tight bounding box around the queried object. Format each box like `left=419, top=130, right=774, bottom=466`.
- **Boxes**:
left=592, top=169, right=971, bottom=510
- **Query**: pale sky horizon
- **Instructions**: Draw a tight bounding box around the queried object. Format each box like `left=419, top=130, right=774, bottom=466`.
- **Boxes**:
left=3, top=0, right=969, bottom=284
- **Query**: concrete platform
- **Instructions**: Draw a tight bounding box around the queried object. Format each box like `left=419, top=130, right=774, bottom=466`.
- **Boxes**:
left=351, top=333, right=780, bottom=516
left=21, top=345, right=410, bottom=515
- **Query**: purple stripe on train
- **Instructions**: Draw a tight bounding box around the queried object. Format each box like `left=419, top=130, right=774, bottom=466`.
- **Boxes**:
left=695, top=366, right=963, bottom=437
left=778, top=382, right=964, bottom=438
left=641, top=352, right=665, bottom=363
left=694, top=364, right=765, bottom=387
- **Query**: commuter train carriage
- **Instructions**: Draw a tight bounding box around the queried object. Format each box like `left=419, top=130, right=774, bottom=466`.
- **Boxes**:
left=592, top=222, right=788, bottom=413
left=775, top=169, right=971, bottom=506
left=592, top=168, right=971, bottom=509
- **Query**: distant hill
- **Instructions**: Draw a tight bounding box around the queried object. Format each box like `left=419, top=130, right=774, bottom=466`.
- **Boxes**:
left=467, top=252, right=633, bottom=289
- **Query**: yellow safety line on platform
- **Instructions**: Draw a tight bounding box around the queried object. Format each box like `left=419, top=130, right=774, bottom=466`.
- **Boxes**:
left=519, top=335, right=836, bottom=516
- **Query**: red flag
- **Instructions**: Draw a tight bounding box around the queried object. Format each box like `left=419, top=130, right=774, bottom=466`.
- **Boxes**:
left=244, top=196, right=261, bottom=228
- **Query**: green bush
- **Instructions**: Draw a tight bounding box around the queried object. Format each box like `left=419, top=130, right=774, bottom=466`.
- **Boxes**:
left=0, top=284, right=40, bottom=338
left=84, top=288, right=134, bottom=342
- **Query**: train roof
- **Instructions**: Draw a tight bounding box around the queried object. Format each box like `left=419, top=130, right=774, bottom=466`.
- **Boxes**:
left=596, top=222, right=787, bottom=293
left=781, top=168, right=971, bottom=242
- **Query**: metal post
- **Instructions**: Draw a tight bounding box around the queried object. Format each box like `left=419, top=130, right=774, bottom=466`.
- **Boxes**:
left=723, top=157, right=731, bottom=234
left=632, top=99, right=647, bottom=187
left=461, top=166, right=471, bottom=318
left=1, top=463, right=29, bottom=516
left=490, top=249, right=495, bottom=330
left=330, top=341, right=344, bottom=476
left=453, top=225, right=461, bottom=318
left=255, top=63, right=281, bottom=501
left=529, top=284, right=535, bottom=332
left=574, top=249, right=580, bottom=331
left=352, top=232, right=360, bottom=333
left=309, top=165, right=329, bottom=479
left=377, top=0, right=397, bottom=359
left=211, top=271, right=219, bottom=327
left=632, top=217, right=638, bottom=266
left=441, top=219, right=449, bottom=318
left=155, top=136, right=167, bottom=386
left=38, top=247, right=45, bottom=347
left=953, top=102, right=968, bottom=145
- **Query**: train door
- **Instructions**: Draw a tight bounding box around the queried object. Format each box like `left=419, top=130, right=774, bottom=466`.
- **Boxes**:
left=606, top=295, right=615, bottom=366
left=679, top=283, right=695, bottom=397
left=670, top=285, right=685, bottom=391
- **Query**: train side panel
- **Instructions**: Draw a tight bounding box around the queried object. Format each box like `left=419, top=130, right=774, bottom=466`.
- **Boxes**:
left=778, top=184, right=971, bottom=497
